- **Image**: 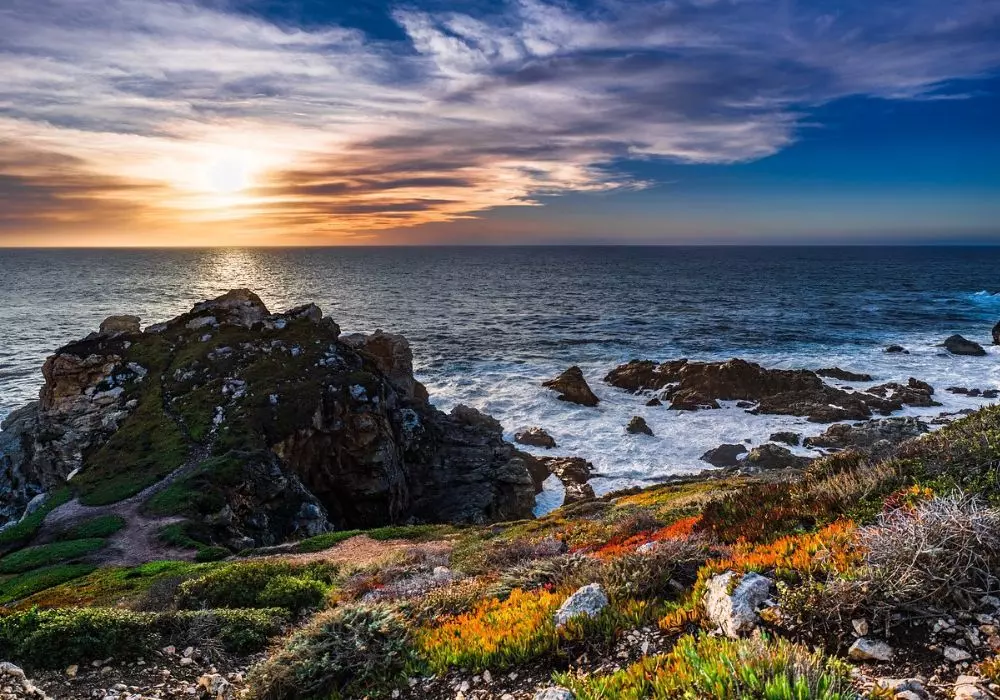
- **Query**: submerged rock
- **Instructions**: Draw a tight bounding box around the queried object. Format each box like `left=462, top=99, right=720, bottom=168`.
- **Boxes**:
left=944, top=335, right=987, bottom=356
left=0, top=290, right=536, bottom=549
left=993, top=321, right=1000, bottom=345
left=816, top=367, right=873, bottom=382
left=514, top=427, right=557, bottom=449
left=626, top=416, right=653, bottom=435
left=884, top=345, right=909, bottom=354
left=700, top=444, right=747, bottom=468
left=769, top=431, right=801, bottom=446
left=543, top=366, right=600, bottom=406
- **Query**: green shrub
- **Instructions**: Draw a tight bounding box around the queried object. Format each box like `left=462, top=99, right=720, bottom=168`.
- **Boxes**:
left=248, top=605, right=414, bottom=700
left=0, top=564, right=97, bottom=605
left=177, top=561, right=335, bottom=613
left=0, top=488, right=72, bottom=546
left=556, top=633, right=860, bottom=699
left=296, top=530, right=362, bottom=553
left=0, top=606, right=288, bottom=668
left=0, top=538, right=106, bottom=574
left=59, top=515, right=126, bottom=540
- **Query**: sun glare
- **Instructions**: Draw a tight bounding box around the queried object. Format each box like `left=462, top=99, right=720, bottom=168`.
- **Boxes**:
left=203, top=152, right=256, bottom=194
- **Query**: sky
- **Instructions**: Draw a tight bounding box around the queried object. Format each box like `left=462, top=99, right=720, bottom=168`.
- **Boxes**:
left=0, top=0, right=999, bottom=246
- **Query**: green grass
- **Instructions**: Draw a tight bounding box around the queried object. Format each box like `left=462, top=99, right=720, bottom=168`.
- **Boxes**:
left=0, top=488, right=73, bottom=547
left=58, top=515, right=126, bottom=540
left=0, top=538, right=106, bottom=574
left=144, top=454, right=246, bottom=517
left=0, top=564, right=97, bottom=605
left=157, top=523, right=230, bottom=562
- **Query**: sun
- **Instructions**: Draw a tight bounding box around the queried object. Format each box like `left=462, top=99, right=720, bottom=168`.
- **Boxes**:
left=203, top=151, right=256, bottom=194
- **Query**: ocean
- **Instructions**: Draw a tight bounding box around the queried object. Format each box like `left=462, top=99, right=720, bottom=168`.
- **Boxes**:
left=2, top=246, right=999, bottom=510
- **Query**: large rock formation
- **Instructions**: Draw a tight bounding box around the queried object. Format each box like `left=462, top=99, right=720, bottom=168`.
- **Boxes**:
left=944, top=335, right=987, bottom=356
left=804, top=417, right=930, bottom=454
left=605, top=357, right=937, bottom=423
left=0, top=290, right=535, bottom=550
left=542, top=366, right=600, bottom=406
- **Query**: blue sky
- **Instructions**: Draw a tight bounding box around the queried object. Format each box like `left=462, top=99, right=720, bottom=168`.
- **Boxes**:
left=0, top=0, right=998, bottom=245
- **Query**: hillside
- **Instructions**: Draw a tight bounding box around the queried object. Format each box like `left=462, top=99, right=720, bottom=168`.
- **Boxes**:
left=2, top=293, right=1000, bottom=699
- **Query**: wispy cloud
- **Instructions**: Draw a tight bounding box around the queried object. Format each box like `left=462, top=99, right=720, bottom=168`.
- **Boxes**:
left=0, top=0, right=998, bottom=243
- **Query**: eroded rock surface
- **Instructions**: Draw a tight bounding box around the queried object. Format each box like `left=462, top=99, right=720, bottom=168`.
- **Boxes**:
left=0, top=290, right=536, bottom=552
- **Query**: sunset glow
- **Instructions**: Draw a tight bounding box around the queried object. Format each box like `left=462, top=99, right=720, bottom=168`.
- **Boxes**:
left=0, top=0, right=998, bottom=246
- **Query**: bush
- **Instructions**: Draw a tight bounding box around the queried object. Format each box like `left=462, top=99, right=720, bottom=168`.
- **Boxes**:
left=177, top=561, right=335, bottom=613
left=248, top=605, right=413, bottom=700
left=0, top=538, right=106, bottom=574
left=557, top=633, right=860, bottom=699
left=0, top=606, right=288, bottom=668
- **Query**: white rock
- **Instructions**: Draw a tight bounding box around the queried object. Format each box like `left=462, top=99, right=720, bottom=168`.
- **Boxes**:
left=847, top=638, right=894, bottom=662
left=554, top=584, right=609, bottom=627
left=944, top=646, right=972, bottom=662
left=852, top=618, right=869, bottom=637
left=196, top=673, right=233, bottom=700
left=703, top=571, right=773, bottom=638
left=955, top=675, right=987, bottom=700
left=533, top=688, right=575, bottom=700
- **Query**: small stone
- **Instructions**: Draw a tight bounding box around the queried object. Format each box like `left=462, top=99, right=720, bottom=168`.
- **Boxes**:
left=533, top=688, right=575, bottom=700
left=852, top=618, right=869, bottom=637
left=162, top=646, right=176, bottom=656
left=66, top=665, right=79, bottom=678
left=179, top=658, right=194, bottom=667
left=554, top=583, right=609, bottom=627
left=944, top=646, right=972, bottom=662
left=182, top=647, right=195, bottom=659
left=848, top=638, right=894, bottom=662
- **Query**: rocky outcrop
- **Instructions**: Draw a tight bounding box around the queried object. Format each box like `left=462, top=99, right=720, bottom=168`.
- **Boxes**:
left=700, top=444, right=747, bottom=468
left=866, top=378, right=937, bottom=408
left=514, top=427, right=557, bottom=449
left=947, top=387, right=1000, bottom=399
left=626, top=416, right=653, bottom=435
left=531, top=456, right=596, bottom=505
left=769, top=431, right=800, bottom=446
left=543, top=367, right=600, bottom=406
left=0, top=290, right=536, bottom=549
left=99, top=315, right=141, bottom=335
left=804, top=417, right=930, bottom=453
left=817, top=367, right=873, bottom=382
left=743, top=444, right=812, bottom=472
left=993, top=321, right=1000, bottom=346
left=605, top=357, right=933, bottom=423
left=944, top=335, right=987, bottom=356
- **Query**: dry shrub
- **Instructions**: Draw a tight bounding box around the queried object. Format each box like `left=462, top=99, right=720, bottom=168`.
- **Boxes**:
left=600, top=537, right=712, bottom=601
left=494, top=553, right=602, bottom=598
left=860, top=492, right=1000, bottom=605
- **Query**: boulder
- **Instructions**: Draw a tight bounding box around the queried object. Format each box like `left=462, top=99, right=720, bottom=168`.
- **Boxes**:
left=604, top=359, right=688, bottom=393
left=884, top=345, right=909, bottom=354
left=700, top=444, right=747, bottom=468
left=816, top=367, right=873, bottom=382
left=514, top=427, right=557, bottom=449
left=626, top=416, right=653, bottom=435
left=944, top=335, right=987, bottom=356
left=993, top=321, right=1000, bottom=345
left=743, top=444, right=812, bottom=471
left=865, top=378, right=938, bottom=408
left=543, top=366, right=600, bottom=406
left=703, top=571, right=773, bottom=637
left=99, top=314, right=141, bottom=335
left=769, top=431, right=801, bottom=446
left=645, top=397, right=662, bottom=406
left=554, top=583, right=608, bottom=627
left=804, top=417, right=929, bottom=453
left=562, top=482, right=596, bottom=505
left=848, top=638, right=894, bottom=662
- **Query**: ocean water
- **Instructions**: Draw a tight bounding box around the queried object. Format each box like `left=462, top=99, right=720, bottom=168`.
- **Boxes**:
left=2, top=247, right=1000, bottom=509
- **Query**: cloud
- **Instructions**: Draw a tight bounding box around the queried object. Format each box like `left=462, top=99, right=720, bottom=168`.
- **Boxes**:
left=0, top=0, right=998, bottom=242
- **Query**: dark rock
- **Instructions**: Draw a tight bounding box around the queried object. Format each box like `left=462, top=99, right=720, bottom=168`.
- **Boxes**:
left=604, top=359, right=688, bottom=393
left=539, top=457, right=593, bottom=485
left=993, top=321, right=1000, bottom=345
left=0, top=290, right=536, bottom=546
left=626, top=416, right=653, bottom=435
left=884, top=345, right=909, bottom=354
left=563, top=482, right=596, bottom=505
left=519, top=452, right=551, bottom=494
left=645, top=397, right=662, bottom=406
left=769, top=431, right=801, bottom=446
left=944, top=334, right=987, bottom=356
left=816, top=367, right=873, bottom=382
left=947, top=386, right=999, bottom=399
left=743, top=444, right=813, bottom=471
left=865, top=377, right=939, bottom=408
left=543, top=366, right=600, bottom=406
left=514, top=427, right=557, bottom=449
left=668, top=391, right=721, bottom=411
left=735, top=400, right=756, bottom=409
left=99, top=314, right=141, bottom=335
left=700, top=444, right=747, bottom=468
left=754, top=387, right=873, bottom=423
left=804, top=417, right=930, bottom=453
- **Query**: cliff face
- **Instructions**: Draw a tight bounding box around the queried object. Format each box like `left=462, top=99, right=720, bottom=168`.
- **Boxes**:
left=0, top=290, right=535, bottom=549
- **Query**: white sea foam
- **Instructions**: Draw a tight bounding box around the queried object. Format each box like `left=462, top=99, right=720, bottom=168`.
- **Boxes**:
left=423, top=332, right=1000, bottom=511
